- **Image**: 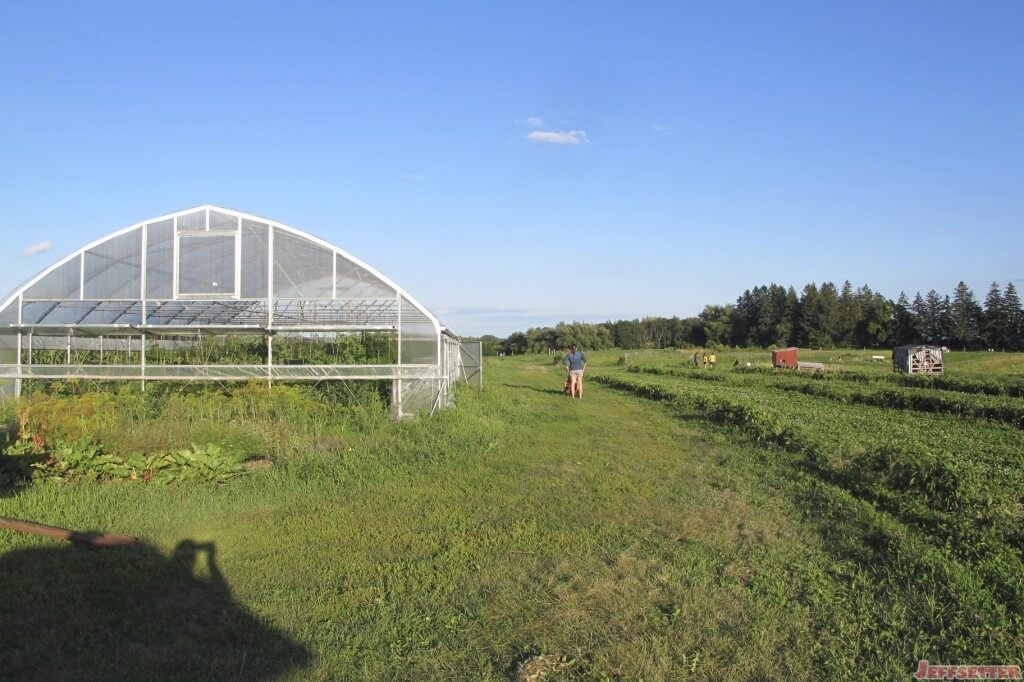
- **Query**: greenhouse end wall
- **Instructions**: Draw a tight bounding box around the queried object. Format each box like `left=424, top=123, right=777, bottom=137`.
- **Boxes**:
left=0, top=206, right=474, bottom=416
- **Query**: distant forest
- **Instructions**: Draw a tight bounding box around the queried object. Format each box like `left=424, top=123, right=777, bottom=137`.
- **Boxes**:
left=479, top=281, right=1024, bottom=355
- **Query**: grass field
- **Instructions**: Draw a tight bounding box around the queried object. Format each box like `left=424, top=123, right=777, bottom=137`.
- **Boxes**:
left=1, top=350, right=1022, bottom=679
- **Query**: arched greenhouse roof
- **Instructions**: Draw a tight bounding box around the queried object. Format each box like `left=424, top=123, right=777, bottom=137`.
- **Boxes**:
left=0, top=206, right=443, bottom=335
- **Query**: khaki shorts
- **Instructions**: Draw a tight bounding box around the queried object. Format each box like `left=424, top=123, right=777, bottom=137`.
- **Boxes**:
left=569, top=369, right=584, bottom=377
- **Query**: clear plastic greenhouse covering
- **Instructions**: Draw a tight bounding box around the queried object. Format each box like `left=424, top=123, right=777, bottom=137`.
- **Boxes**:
left=0, top=206, right=474, bottom=417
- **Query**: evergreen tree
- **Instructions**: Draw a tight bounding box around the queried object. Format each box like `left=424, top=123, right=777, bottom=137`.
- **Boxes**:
left=784, top=286, right=801, bottom=346
left=494, top=278, right=1022, bottom=353
left=798, top=284, right=827, bottom=347
left=918, top=290, right=949, bottom=343
left=836, top=280, right=856, bottom=346
left=948, top=281, right=981, bottom=349
left=911, top=292, right=927, bottom=342
left=793, top=283, right=817, bottom=346
left=731, top=288, right=757, bottom=346
left=762, top=284, right=792, bottom=346
left=817, top=282, right=840, bottom=347
left=1002, top=282, right=1024, bottom=351
left=982, top=282, right=1005, bottom=349
left=891, top=292, right=917, bottom=345
left=873, top=291, right=895, bottom=347
left=942, top=295, right=954, bottom=344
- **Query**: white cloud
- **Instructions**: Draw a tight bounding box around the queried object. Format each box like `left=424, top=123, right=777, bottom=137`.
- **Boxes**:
left=23, top=240, right=53, bottom=256
left=526, top=130, right=589, bottom=145
left=525, top=116, right=544, bottom=128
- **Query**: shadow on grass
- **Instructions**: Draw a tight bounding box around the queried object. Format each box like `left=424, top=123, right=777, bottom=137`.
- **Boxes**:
left=0, top=539, right=312, bottom=680
left=502, top=383, right=568, bottom=396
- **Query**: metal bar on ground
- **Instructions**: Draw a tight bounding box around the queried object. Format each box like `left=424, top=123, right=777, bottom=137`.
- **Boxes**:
left=0, top=517, right=137, bottom=547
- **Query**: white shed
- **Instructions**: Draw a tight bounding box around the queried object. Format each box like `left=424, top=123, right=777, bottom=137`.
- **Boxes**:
left=892, top=345, right=944, bottom=375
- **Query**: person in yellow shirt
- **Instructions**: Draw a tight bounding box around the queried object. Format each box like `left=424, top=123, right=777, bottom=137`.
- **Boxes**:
left=709, top=352, right=718, bottom=369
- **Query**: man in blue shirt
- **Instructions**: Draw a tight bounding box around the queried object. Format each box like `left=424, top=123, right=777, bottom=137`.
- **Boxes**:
left=563, top=345, right=587, bottom=399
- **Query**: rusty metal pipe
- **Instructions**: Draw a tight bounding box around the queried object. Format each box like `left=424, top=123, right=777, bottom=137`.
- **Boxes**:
left=0, top=517, right=137, bottom=547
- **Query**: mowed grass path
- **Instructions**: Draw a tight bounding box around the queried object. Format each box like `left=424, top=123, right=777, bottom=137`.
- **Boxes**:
left=2, top=356, right=932, bottom=679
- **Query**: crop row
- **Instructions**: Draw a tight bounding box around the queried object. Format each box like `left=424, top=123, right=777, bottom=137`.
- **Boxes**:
left=731, top=365, right=1024, bottom=398
left=597, top=370, right=1024, bottom=532
left=594, top=366, right=1024, bottom=658
left=593, top=370, right=1024, bottom=616
left=622, top=356, right=1024, bottom=397
left=770, top=381, right=1024, bottom=428
left=628, top=365, right=1024, bottom=428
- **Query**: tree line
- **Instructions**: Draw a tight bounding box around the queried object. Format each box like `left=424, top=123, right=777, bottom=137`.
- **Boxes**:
left=477, top=281, right=1024, bottom=355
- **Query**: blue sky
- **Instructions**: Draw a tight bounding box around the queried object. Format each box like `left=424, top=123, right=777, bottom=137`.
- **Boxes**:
left=1, top=1, right=1021, bottom=336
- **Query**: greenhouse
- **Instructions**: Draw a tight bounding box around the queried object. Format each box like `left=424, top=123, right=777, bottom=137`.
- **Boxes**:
left=0, top=206, right=478, bottom=418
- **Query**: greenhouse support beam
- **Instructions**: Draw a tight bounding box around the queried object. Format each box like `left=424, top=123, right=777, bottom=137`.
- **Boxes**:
left=141, top=332, right=146, bottom=392
left=15, top=295, right=22, bottom=398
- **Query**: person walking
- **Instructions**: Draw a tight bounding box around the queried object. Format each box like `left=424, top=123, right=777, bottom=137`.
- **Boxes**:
left=563, top=345, right=587, bottom=399
left=709, top=351, right=718, bottom=369
left=562, top=346, right=573, bottom=395
left=701, top=352, right=708, bottom=369
left=692, top=351, right=700, bottom=368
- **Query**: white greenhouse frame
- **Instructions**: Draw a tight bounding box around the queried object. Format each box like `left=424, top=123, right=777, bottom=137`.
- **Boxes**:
left=0, top=206, right=471, bottom=418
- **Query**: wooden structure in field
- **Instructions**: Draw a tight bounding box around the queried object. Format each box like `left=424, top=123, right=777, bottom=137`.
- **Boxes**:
left=892, top=345, right=944, bottom=375
left=772, top=347, right=798, bottom=369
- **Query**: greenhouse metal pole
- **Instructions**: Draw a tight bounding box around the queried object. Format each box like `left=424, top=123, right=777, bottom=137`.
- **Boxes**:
left=477, top=341, right=483, bottom=388
left=22, top=329, right=31, bottom=396
left=15, top=295, right=22, bottom=398
left=267, top=222, right=274, bottom=392
left=267, top=223, right=274, bottom=327
left=267, top=333, right=273, bottom=391
left=141, top=223, right=148, bottom=328
left=395, top=295, right=403, bottom=418
left=140, top=332, right=146, bottom=392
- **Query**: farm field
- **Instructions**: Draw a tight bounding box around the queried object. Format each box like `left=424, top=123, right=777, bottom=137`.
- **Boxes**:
left=1, top=350, right=1023, bottom=679
left=619, top=346, right=1024, bottom=378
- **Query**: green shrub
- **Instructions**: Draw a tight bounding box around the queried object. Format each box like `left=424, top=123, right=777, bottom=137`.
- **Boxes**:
left=4, top=379, right=391, bottom=469
left=16, top=438, right=247, bottom=485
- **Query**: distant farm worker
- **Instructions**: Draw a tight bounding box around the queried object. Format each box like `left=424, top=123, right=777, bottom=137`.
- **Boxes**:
left=562, top=346, right=573, bottom=395
left=709, top=352, right=718, bottom=369
left=692, top=351, right=700, bottom=367
left=563, top=344, right=587, bottom=399
left=701, top=352, right=709, bottom=369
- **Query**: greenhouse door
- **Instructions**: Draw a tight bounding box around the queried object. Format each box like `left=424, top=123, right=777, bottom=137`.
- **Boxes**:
left=460, top=341, right=483, bottom=388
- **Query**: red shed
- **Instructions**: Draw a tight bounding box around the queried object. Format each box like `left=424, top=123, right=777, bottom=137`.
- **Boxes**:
left=772, top=347, right=798, bottom=369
